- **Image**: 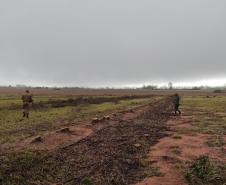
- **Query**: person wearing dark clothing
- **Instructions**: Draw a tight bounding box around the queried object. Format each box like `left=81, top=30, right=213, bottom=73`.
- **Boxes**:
left=173, top=93, right=181, bottom=115
left=21, top=90, right=33, bottom=118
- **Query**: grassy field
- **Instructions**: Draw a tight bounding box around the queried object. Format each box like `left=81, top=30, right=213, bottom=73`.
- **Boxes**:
left=0, top=95, right=157, bottom=143
left=0, top=94, right=226, bottom=185
left=176, top=96, right=226, bottom=185
left=181, top=96, right=226, bottom=147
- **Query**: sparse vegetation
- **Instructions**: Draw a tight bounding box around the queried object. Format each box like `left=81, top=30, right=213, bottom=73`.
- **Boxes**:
left=0, top=150, right=59, bottom=185
left=172, top=133, right=182, bottom=139
left=0, top=96, right=156, bottom=143
left=1, top=92, right=226, bottom=185
left=206, top=134, right=225, bottom=148
left=185, top=155, right=226, bottom=185
left=0, top=98, right=172, bottom=185
left=179, top=96, right=226, bottom=146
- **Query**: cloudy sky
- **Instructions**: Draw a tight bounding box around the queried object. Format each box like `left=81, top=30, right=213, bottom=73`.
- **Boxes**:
left=0, top=0, right=226, bottom=87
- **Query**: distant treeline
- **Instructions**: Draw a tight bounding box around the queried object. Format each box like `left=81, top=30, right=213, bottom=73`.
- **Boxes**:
left=1, top=84, right=226, bottom=91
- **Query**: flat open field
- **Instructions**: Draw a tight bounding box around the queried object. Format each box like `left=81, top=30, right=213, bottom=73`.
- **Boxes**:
left=1, top=86, right=226, bottom=96
left=0, top=90, right=225, bottom=185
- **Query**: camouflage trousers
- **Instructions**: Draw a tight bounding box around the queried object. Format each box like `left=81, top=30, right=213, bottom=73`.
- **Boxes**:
left=23, top=103, right=30, bottom=118
left=174, top=103, right=181, bottom=115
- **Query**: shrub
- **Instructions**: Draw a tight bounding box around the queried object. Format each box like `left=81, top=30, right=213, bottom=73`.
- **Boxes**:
left=213, top=89, right=223, bottom=93
left=185, top=155, right=226, bottom=185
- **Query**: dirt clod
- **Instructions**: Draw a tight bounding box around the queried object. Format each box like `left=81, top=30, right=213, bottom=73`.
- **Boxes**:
left=134, top=143, right=142, bottom=148
left=57, top=127, right=71, bottom=133
left=92, top=118, right=99, bottom=123
left=31, top=136, right=43, bottom=144
left=105, top=116, right=111, bottom=120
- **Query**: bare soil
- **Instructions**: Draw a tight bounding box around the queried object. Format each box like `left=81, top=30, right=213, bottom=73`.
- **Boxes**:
left=136, top=114, right=226, bottom=185
left=49, top=98, right=173, bottom=185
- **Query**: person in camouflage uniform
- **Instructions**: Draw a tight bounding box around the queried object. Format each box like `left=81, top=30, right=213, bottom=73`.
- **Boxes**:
left=173, top=93, right=181, bottom=115
left=21, top=90, right=33, bottom=118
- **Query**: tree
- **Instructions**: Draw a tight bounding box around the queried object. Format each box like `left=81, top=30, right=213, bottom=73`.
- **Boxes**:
left=168, top=82, right=173, bottom=90
left=142, top=85, right=157, bottom=90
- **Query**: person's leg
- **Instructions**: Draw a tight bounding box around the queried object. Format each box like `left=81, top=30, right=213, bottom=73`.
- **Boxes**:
left=175, top=104, right=180, bottom=115
left=174, top=105, right=177, bottom=115
left=26, top=107, right=29, bottom=118
left=22, top=103, right=26, bottom=117
left=178, top=108, right=181, bottom=115
left=24, top=104, right=29, bottom=118
left=177, top=104, right=181, bottom=115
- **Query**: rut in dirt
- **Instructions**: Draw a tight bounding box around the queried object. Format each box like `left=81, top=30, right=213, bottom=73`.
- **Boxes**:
left=51, top=97, right=174, bottom=185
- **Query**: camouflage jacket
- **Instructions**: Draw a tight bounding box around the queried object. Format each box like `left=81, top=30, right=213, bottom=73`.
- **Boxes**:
left=22, top=94, right=33, bottom=104
left=173, top=95, right=180, bottom=105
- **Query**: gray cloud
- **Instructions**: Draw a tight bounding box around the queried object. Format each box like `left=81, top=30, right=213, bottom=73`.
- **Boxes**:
left=0, top=0, right=226, bottom=87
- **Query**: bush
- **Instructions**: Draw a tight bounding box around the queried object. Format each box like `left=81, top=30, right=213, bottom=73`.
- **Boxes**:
left=185, top=155, right=226, bottom=185
left=213, top=89, right=223, bottom=93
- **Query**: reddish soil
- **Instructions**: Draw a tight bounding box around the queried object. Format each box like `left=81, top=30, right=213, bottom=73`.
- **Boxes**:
left=46, top=98, right=172, bottom=185
left=136, top=114, right=226, bottom=185
left=1, top=104, right=147, bottom=152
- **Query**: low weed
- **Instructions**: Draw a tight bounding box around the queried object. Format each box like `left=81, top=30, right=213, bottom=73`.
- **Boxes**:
left=185, top=155, right=226, bottom=185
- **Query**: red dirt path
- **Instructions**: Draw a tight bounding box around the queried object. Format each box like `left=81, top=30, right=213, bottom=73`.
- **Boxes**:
left=136, top=114, right=226, bottom=185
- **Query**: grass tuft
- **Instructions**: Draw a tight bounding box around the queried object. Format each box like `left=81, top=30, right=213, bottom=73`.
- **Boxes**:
left=0, top=150, right=59, bottom=185
left=185, top=155, right=226, bottom=185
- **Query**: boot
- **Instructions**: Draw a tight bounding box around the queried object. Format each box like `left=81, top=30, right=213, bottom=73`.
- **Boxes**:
left=178, top=110, right=182, bottom=115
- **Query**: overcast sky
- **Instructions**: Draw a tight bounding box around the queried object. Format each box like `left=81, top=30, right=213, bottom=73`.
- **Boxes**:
left=0, top=0, right=226, bottom=87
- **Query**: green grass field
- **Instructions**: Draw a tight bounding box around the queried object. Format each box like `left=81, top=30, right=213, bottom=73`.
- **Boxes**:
left=175, top=96, right=226, bottom=185
left=181, top=96, right=226, bottom=148
left=0, top=95, right=156, bottom=143
left=182, top=96, right=226, bottom=113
